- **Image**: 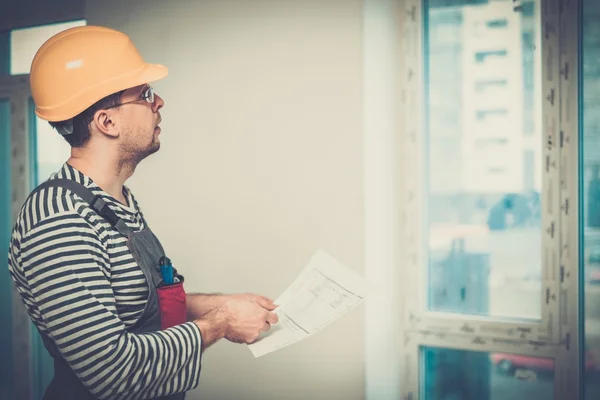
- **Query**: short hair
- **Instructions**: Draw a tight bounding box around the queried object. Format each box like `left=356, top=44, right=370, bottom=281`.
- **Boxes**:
left=49, top=90, right=125, bottom=148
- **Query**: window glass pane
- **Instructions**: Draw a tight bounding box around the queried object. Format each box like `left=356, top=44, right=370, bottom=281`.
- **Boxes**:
left=10, top=20, right=86, bottom=75
left=27, top=99, right=56, bottom=398
left=421, top=346, right=554, bottom=400
left=33, top=106, right=70, bottom=183
left=426, top=0, right=542, bottom=319
left=581, top=0, right=600, bottom=397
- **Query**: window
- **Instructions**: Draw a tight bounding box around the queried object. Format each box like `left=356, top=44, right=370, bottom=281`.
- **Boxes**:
left=475, top=108, right=508, bottom=121
left=474, top=79, right=508, bottom=92
left=520, top=1, right=535, bottom=17
left=474, top=49, right=508, bottom=63
left=425, top=0, right=541, bottom=321
left=487, top=167, right=507, bottom=174
left=474, top=137, right=508, bottom=149
left=399, top=0, right=556, bottom=397
left=422, top=347, right=554, bottom=399
left=486, top=18, right=508, bottom=29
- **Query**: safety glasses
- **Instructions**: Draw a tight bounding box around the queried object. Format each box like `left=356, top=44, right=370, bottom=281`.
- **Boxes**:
left=104, top=85, right=155, bottom=110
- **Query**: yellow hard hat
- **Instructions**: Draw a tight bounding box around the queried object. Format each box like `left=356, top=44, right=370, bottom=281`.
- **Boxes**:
left=30, top=25, right=168, bottom=122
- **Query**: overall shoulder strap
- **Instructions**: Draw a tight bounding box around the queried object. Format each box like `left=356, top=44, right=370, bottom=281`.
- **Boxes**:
left=31, top=179, right=133, bottom=237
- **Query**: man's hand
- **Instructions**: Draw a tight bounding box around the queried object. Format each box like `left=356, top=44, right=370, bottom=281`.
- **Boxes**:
left=193, top=295, right=279, bottom=350
left=220, top=298, right=279, bottom=344
left=230, top=293, right=278, bottom=311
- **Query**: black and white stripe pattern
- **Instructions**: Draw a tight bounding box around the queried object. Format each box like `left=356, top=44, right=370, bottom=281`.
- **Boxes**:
left=8, top=163, right=202, bottom=399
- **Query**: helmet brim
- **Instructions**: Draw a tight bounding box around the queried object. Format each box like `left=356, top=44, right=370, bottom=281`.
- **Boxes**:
left=130, top=62, right=169, bottom=88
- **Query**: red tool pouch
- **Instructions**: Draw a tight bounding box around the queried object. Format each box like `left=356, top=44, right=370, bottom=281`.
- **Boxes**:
left=157, top=282, right=187, bottom=330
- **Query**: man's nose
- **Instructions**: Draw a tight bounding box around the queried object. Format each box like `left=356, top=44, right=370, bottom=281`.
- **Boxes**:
left=153, top=93, right=165, bottom=112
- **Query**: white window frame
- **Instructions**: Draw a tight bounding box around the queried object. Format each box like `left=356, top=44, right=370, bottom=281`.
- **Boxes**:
left=385, top=0, right=580, bottom=398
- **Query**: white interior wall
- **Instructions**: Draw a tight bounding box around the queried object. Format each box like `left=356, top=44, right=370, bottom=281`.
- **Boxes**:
left=85, top=1, right=366, bottom=399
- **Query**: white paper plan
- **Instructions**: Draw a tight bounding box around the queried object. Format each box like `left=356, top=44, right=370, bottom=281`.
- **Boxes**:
left=247, top=250, right=377, bottom=358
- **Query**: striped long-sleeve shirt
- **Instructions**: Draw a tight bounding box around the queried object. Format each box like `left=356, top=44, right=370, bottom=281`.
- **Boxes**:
left=7, top=163, right=203, bottom=400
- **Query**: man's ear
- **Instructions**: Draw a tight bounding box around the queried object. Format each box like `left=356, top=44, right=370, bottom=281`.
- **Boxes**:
left=91, top=109, right=120, bottom=138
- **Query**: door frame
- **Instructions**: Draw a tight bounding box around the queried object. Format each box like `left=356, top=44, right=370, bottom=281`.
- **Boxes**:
left=0, top=73, right=52, bottom=400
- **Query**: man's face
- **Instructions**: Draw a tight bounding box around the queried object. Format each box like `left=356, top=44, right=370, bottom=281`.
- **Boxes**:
left=116, top=84, right=165, bottom=163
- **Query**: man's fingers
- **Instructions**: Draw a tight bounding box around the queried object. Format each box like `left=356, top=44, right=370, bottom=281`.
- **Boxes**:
left=261, top=296, right=274, bottom=304
left=262, top=322, right=271, bottom=332
left=257, top=296, right=277, bottom=311
left=265, top=311, right=279, bottom=325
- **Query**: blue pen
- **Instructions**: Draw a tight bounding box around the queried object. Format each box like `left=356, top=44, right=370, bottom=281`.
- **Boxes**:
left=159, top=256, right=171, bottom=284
left=166, top=258, right=173, bottom=284
left=167, top=257, right=174, bottom=284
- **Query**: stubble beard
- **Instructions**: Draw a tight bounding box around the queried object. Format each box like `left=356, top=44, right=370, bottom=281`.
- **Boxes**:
left=117, top=127, right=161, bottom=173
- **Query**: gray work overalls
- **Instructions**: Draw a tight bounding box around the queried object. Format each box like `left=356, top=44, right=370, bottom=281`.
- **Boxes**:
left=27, top=179, right=188, bottom=400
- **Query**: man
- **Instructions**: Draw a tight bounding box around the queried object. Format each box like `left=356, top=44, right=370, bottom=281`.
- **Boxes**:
left=7, top=25, right=278, bottom=400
